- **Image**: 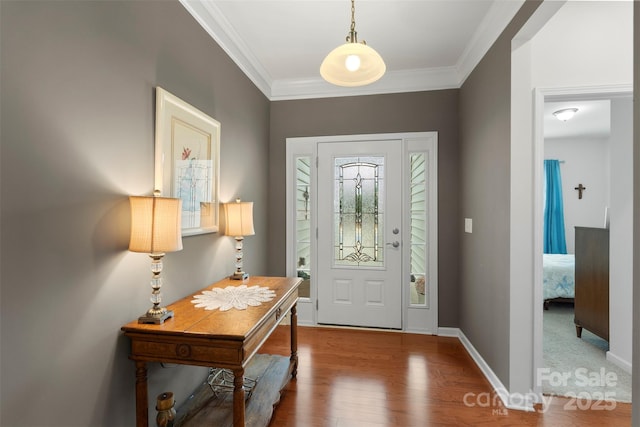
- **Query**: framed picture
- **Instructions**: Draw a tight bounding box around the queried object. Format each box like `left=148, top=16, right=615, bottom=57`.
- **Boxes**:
left=155, top=87, right=220, bottom=236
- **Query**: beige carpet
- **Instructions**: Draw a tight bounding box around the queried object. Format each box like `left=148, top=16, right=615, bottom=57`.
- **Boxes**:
left=543, top=303, right=631, bottom=402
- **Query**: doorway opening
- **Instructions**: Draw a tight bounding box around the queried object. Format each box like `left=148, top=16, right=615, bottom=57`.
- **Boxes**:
left=534, top=88, right=633, bottom=403
left=509, top=0, right=632, bottom=407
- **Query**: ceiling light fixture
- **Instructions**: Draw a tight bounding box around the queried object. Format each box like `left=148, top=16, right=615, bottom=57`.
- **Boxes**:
left=553, top=108, right=579, bottom=122
left=320, top=0, right=385, bottom=87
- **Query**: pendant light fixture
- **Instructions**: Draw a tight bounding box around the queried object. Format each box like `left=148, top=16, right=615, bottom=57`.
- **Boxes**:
left=320, top=0, right=386, bottom=87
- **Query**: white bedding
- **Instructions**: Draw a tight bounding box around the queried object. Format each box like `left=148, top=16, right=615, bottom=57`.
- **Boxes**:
left=543, top=254, right=575, bottom=300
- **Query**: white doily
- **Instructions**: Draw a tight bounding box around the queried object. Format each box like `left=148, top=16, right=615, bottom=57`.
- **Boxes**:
left=191, top=285, right=276, bottom=311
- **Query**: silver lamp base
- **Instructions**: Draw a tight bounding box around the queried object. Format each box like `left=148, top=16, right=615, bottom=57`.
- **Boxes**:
left=138, top=309, right=174, bottom=324
left=230, top=272, right=249, bottom=281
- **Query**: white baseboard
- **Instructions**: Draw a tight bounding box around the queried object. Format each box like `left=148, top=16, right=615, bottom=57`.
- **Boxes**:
left=437, top=327, right=459, bottom=337
left=440, top=327, right=536, bottom=412
left=606, top=350, right=632, bottom=374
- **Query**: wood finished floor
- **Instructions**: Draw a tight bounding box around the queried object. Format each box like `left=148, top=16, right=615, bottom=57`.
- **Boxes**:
left=260, top=325, right=631, bottom=427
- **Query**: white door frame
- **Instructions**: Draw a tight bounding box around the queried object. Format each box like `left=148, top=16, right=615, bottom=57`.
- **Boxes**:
left=532, top=84, right=633, bottom=395
left=286, top=132, right=438, bottom=333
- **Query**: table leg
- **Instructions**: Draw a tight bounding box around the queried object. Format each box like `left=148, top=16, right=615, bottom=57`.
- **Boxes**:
left=290, top=303, right=298, bottom=378
left=134, top=361, right=148, bottom=427
left=232, top=368, right=245, bottom=426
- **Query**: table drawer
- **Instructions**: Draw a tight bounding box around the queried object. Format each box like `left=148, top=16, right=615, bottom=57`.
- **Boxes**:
left=243, top=290, right=298, bottom=359
left=130, top=337, right=243, bottom=367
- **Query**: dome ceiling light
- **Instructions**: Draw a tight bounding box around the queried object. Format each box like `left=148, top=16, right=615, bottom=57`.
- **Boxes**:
left=553, top=108, right=579, bottom=122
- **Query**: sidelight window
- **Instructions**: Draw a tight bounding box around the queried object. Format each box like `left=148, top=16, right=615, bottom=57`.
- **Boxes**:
left=295, top=156, right=312, bottom=298
left=409, top=152, right=428, bottom=307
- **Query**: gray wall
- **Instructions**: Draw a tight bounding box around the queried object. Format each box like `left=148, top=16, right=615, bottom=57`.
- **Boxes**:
left=0, top=1, right=270, bottom=425
left=2, top=0, right=637, bottom=425
left=633, top=3, right=639, bottom=425
left=268, top=91, right=461, bottom=327
left=458, top=1, right=540, bottom=387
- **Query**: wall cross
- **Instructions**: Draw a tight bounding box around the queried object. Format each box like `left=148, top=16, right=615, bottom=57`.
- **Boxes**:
left=574, top=183, right=586, bottom=199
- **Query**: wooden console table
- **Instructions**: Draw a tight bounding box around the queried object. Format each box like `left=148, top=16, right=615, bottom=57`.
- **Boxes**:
left=121, top=276, right=301, bottom=427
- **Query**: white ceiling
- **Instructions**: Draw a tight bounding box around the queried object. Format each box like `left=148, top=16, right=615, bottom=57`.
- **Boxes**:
left=544, top=100, right=611, bottom=140
left=179, top=0, right=611, bottom=139
left=180, top=0, right=524, bottom=100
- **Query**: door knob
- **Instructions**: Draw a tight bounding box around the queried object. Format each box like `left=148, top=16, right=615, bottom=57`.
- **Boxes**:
left=386, top=241, right=400, bottom=248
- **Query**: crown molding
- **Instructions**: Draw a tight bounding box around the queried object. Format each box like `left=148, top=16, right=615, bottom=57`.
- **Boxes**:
left=181, top=0, right=524, bottom=101
left=455, top=0, right=525, bottom=84
left=270, top=67, right=460, bottom=101
left=179, top=0, right=273, bottom=96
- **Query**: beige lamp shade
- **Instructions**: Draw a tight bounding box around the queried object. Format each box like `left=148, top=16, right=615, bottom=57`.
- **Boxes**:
left=129, top=196, right=183, bottom=254
left=320, top=42, right=386, bottom=87
left=224, top=200, right=255, bottom=237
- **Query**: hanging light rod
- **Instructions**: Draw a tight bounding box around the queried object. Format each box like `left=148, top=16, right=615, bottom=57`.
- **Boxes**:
left=320, top=0, right=386, bottom=87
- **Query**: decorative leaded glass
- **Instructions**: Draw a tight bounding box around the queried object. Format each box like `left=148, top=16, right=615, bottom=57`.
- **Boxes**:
left=333, top=157, right=384, bottom=268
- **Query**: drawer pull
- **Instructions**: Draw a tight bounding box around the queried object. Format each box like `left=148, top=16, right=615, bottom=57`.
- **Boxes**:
left=176, top=344, right=191, bottom=358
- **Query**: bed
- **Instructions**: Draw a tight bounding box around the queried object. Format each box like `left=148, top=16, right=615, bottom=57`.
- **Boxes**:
left=543, top=253, right=575, bottom=309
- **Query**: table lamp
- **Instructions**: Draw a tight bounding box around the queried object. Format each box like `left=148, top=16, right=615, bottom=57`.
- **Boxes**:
left=224, top=199, right=255, bottom=280
left=129, top=195, right=183, bottom=324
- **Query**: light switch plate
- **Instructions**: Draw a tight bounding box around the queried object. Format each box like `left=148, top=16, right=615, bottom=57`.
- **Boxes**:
left=465, top=218, right=473, bottom=233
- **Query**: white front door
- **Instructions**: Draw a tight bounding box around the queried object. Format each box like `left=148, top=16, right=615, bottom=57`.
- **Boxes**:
left=317, top=139, right=403, bottom=329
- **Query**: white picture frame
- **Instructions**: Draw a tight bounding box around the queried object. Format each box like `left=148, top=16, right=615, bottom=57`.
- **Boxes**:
left=155, top=87, right=220, bottom=236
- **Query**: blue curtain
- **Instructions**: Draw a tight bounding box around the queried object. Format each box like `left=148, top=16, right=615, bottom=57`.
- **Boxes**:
left=543, top=160, right=567, bottom=254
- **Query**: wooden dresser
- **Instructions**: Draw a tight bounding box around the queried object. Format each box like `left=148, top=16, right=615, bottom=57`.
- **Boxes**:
left=574, top=226, right=609, bottom=342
